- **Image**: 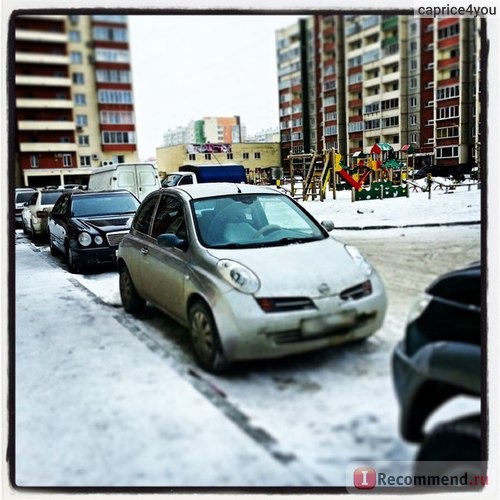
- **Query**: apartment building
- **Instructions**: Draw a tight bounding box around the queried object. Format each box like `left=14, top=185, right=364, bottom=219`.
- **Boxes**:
left=163, top=116, right=244, bottom=147
left=276, top=14, right=482, bottom=172
left=13, top=14, right=138, bottom=188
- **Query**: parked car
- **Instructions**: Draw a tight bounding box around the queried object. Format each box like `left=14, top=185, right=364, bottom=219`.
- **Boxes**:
left=392, top=262, right=482, bottom=476
left=88, top=162, right=161, bottom=201
left=116, top=183, right=387, bottom=372
left=20, top=189, right=66, bottom=239
left=48, top=189, right=140, bottom=273
left=15, top=187, right=37, bottom=226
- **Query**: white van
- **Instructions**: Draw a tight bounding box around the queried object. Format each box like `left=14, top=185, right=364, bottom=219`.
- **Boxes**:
left=88, top=163, right=161, bottom=201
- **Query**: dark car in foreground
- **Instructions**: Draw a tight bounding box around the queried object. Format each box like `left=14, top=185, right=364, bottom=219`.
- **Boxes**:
left=48, top=189, right=140, bottom=273
left=117, top=183, right=387, bottom=372
left=392, top=262, right=482, bottom=477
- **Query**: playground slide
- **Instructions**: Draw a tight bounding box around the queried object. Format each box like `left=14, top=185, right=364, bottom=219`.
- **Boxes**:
left=337, top=168, right=371, bottom=190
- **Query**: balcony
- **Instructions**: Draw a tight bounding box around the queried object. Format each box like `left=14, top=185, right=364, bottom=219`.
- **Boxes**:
left=15, top=52, right=70, bottom=65
left=15, top=29, right=67, bottom=44
left=19, top=142, right=78, bottom=153
left=16, top=98, right=73, bottom=109
left=16, top=75, right=71, bottom=87
left=18, top=120, right=76, bottom=131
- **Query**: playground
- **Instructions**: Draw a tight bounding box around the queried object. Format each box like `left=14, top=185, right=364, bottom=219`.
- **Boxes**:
left=284, top=143, right=480, bottom=203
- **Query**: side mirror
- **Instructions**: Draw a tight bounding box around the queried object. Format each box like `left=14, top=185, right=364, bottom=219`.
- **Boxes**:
left=321, top=220, right=335, bottom=232
left=157, top=233, right=188, bottom=251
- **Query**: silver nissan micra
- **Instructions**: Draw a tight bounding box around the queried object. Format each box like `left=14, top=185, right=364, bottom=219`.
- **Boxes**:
left=116, top=183, right=387, bottom=372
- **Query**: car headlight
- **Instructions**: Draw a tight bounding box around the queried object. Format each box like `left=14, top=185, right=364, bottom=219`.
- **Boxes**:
left=345, top=244, right=372, bottom=276
left=217, top=259, right=260, bottom=294
left=94, top=235, right=104, bottom=245
left=78, top=231, right=92, bottom=247
left=407, top=292, right=433, bottom=324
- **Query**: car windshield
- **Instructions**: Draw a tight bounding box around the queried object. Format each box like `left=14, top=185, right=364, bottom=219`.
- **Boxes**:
left=16, top=192, right=35, bottom=204
left=40, top=191, right=65, bottom=205
left=71, top=193, right=140, bottom=217
left=163, top=174, right=182, bottom=187
left=192, top=193, right=326, bottom=249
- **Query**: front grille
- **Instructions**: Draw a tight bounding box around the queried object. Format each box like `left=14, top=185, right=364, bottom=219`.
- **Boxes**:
left=106, top=231, right=128, bottom=247
left=340, top=280, right=372, bottom=301
left=256, top=297, right=315, bottom=313
left=92, top=217, right=130, bottom=227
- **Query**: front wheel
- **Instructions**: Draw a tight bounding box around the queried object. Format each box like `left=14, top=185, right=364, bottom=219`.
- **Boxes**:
left=414, top=415, right=482, bottom=478
left=189, top=301, right=229, bottom=373
left=66, top=246, right=80, bottom=274
left=119, top=264, right=146, bottom=314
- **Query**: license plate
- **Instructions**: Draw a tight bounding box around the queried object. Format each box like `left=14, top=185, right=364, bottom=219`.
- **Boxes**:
left=301, top=310, right=357, bottom=336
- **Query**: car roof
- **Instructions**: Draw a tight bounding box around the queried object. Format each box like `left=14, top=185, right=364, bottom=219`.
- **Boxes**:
left=68, top=189, right=135, bottom=197
left=167, top=182, right=279, bottom=199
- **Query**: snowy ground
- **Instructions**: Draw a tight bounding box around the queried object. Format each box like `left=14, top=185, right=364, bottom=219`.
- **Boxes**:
left=11, top=183, right=489, bottom=494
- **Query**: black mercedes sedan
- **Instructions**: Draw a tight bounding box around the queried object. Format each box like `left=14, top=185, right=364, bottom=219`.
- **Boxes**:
left=48, top=189, right=140, bottom=273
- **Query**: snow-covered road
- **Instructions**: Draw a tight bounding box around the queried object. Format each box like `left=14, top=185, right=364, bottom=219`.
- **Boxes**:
left=12, top=186, right=483, bottom=489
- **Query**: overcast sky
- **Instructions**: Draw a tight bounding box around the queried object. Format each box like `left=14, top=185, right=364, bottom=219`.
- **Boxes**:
left=128, top=14, right=302, bottom=159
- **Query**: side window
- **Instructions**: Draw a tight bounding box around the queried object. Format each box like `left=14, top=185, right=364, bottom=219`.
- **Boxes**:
left=28, top=193, right=38, bottom=206
left=132, top=195, right=158, bottom=235
left=53, top=194, right=69, bottom=216
left=151, top=195, right=186, bottom=240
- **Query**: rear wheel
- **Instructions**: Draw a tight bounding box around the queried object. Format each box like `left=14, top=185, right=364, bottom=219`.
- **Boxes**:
left=49, top=234, right=59, bottom=256
left=119, top=264, right=146, bottom=314
left=189, top=301, right=229, bottom=373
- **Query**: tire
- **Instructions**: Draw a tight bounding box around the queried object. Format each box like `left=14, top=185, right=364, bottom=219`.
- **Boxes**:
left=119, top=264, right=146, bottom=314
left=49, top=235, right=59, bottom=256
left=414, top=415, right=482, bottom=477
left=66, top=245, right=80, bottom=274
left=188, top=301, right=229, bottom=373
left=22, top=220, right=29, bottom=235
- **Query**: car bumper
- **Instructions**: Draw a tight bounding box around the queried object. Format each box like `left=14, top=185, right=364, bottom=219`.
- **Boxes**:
left=31, top=218, right=48, bottom=235
left=392, top=336, right=481, bottom=442
left=69, top=245, right=118, bottom=267
left=212, top=275, right=387, bottom=361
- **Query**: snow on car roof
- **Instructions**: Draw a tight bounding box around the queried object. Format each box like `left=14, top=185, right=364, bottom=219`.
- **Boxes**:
left=169, top=182, right=278, bottom=199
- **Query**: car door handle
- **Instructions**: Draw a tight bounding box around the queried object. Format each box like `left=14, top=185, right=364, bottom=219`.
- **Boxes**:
left=141, top=247, right=149, bottom=255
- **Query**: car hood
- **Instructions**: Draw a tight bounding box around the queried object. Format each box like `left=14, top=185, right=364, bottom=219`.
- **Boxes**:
left=206, top=237, right=371, bottom=298
left=72, top=214, right=134, bottom=232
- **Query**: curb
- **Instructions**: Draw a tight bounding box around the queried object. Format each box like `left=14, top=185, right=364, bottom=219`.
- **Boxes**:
left=334, top=220, right=481, bottom=231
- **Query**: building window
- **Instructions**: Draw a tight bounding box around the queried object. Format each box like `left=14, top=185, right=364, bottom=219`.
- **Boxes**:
left=76, top=114, right=88, bottom=126
left=70, top=51, right=83, bottom=64
left=75, top=94, right=86, bottom=105
left=254, top=152, right=261, bottom=159
left=30, top=155, right=39, bottom=168
left=409, top=97, right=417, bottom=108
left=72, top=73, right=85, bottom=84
left=436, top=85, right=460, bottom=100
left=100, top=111, right=135, bottom=124
left=382, top=116, right=399, bottom=127
left=80, top=155, right=91, bottom=166
left=98, top=90, right=133, bottom=104
left=63, top=154, right=72, bottom=167
left=96, top=69, right=131, bottom=83
left=95, top=48, right=130, bottom=63
left=243, top=152, right=249, bottom=159
left=69, top=30, right=81, bottom=42
left=204, top=153, right=211, bottom=160
left=436, top=146, right=459, bottom=158
left=102, top=131, right=136, bottom=144
left=436, top=105, right=459, bottom=119
left=410, top=115, right=417, bottom=126
left=188, top=154, right=196, bottom=161
left=78, top=135, right=89, bottom=146
left=226, top=153, right=233, bottom=160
